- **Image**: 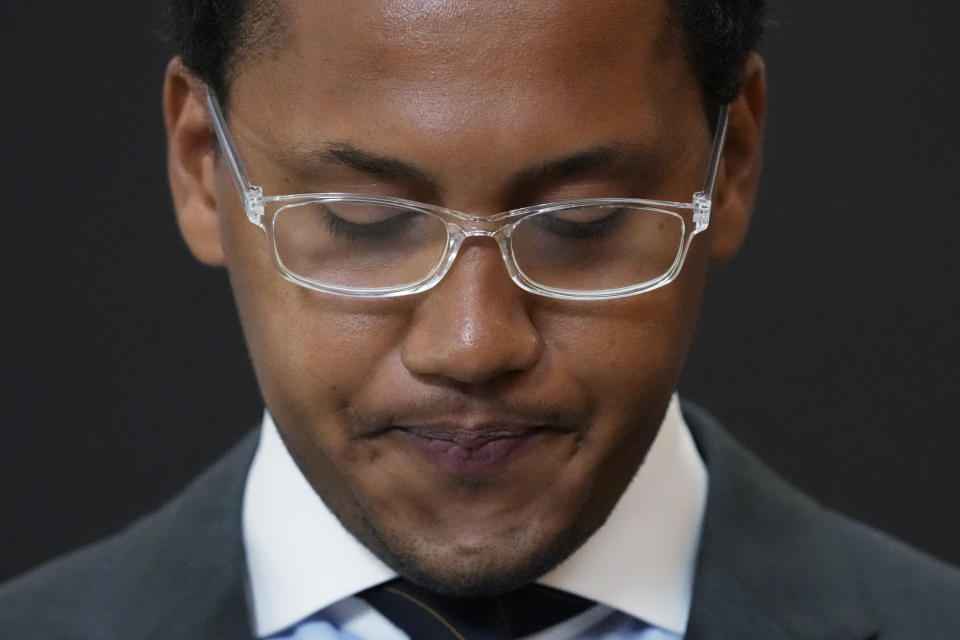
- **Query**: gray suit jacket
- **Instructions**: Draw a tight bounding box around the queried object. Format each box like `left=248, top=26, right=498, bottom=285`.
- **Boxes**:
left=2, top=404, right=959, bottom=638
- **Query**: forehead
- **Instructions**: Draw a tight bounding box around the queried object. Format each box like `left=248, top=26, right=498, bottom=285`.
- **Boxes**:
left=234, top=0, right=684, bottom=103
left=287, top=1, right=670, bottom=80
left=228, top=0, right=702, bottom=199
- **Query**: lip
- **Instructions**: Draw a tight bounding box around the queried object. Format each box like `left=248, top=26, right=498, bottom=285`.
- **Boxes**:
left=390, top=424, right=561, bottom=475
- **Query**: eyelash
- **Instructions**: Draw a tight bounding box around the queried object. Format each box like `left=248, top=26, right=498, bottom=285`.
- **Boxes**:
left=531, top=209, right=626, bottom=240
left=321, top=207, right=419, bottom=243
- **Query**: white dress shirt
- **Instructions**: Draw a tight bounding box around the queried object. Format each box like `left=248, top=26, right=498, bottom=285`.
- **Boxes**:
left=243, top=394, right=707, bottom=639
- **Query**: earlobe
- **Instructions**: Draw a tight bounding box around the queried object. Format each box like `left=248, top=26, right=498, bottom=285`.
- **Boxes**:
left=709, top=53, right=767, bottom=262
left=163, top=58, right=225, bottom=266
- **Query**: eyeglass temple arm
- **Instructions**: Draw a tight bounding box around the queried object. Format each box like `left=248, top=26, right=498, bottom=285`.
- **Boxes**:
left=205, top=89, right=266, bottom=226
left=701, top=104, right=731, bottom=198
left=691, top=104, right=730, bottom=231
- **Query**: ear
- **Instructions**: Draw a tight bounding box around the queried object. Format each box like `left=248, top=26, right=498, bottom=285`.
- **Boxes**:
left=708, top=53, right=767, bottom=262
left=163, top=58, right=225, bottom=266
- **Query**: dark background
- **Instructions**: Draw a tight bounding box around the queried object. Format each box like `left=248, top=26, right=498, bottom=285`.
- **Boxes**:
left=1, top=2, right=958, bottom=582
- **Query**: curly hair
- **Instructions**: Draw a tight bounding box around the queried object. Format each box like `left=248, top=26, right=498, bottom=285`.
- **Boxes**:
left=163, top=0, right=765, bottom=118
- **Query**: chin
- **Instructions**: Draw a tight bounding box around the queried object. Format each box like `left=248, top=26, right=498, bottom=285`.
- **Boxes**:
left=358, top=510, right=595, bottom=598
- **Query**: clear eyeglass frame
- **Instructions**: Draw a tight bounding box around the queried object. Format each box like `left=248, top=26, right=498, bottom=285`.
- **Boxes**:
left=205, top=90, right=730, bottom=300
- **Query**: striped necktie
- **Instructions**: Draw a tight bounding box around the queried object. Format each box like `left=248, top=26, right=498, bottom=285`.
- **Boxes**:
left=358, top=578, right=595, bottom=640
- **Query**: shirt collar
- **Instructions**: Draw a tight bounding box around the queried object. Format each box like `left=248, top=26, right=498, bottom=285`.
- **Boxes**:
left=243, top=394, right=707, bottom=637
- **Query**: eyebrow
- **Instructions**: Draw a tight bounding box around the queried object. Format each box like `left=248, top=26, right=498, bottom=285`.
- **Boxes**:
left=324, top=144, right=437, bottom=192
left=506, top=143, right=658, bottom=193
left=285, top=140, right=658, bottom=197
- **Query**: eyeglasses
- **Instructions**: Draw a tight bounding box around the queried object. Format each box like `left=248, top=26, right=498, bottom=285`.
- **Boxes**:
left=206, top=91, right=729, bottom=300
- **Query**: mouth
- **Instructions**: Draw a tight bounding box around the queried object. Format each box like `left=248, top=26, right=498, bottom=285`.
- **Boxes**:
left=389, top=423, right=567, bottom=475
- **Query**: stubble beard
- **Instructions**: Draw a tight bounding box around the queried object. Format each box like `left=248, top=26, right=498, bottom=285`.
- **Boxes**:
left=352, top=502, right=606, bottom=598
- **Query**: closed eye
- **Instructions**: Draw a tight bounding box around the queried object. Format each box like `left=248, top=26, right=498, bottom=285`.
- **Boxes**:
left=529, top=207, right=627, bottom=240
left=321, top=206, right=421, bottom=243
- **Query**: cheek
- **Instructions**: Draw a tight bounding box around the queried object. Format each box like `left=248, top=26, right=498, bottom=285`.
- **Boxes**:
left=220, top=207, right=408, bottom=434
left=529, top=287, right=700, bottom=508
left=257, top=304, right=406, bottom=425
left=542, top=284, right=698, bottom=400
left=534, top=272, right=705, bottom=469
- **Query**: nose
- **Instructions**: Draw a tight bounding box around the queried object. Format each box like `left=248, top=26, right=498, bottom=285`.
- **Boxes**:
left=400, top=239, right=543, bottom=385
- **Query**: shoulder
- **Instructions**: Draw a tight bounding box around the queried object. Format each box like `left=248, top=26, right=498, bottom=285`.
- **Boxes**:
left=0, top=523, right=139, bottom=638
left=836, top=513, right=960, bottom=629
left=682, top=401, right=960, bottom=637
left=0, top=430, right=259, bottom=639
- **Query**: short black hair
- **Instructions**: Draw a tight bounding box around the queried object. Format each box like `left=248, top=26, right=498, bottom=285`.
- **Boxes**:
left=163, top=0, right=765, bottom=117
left=163, top=0, right=280, bottom=102
left=675, top=0, right=766, bottom=110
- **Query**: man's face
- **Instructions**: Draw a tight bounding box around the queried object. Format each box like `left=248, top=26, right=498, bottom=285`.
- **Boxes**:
left=167, top=0, right=759, bottom=596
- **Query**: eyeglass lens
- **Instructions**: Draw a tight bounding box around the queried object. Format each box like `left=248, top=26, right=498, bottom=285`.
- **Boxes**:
left=272, top=201, right=686, bottom=292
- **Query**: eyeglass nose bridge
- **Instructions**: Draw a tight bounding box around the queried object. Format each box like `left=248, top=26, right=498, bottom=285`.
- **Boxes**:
left=441, top=221, right=521, bottom=283
left=444, top=218, right=517, bottom=251
left=445, top=213, right=515, bottom=236
left=462, top=227, right=500, bottom=238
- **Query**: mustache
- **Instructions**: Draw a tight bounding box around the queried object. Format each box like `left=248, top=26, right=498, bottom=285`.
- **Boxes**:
left=346, top=394, right=586, bottom=439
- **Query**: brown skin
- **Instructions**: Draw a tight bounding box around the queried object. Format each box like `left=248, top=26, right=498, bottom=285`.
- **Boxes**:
left=164, top=0, right=765, bottom=596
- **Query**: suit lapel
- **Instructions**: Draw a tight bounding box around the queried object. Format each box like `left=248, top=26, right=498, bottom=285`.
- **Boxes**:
left=123, top=430, right=259, bottom=640
left=684, top=553, right=794, bottom=640
left=683, top=403, right=879, bottom=640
